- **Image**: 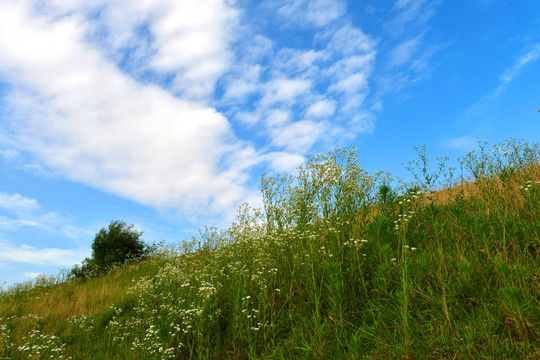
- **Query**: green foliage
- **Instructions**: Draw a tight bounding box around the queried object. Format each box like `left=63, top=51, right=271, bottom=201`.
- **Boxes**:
left=1, top=138, right=540, bottom=359
left=91, top=221, right=145, bottom=269
left=70, top=221, right=147, bottom=279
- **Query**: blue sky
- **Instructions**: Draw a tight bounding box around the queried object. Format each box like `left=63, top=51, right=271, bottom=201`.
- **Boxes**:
left=1, top=0, right=539, bottom=288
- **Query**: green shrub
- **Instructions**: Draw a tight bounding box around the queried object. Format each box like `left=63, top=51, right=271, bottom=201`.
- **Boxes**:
left=92, top=221, right=145, bottom=269
left=71, top=221, right=147, bottom=279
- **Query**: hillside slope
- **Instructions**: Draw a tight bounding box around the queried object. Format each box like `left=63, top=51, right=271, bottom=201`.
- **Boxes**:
left=1, top=139, right=539, bottom=359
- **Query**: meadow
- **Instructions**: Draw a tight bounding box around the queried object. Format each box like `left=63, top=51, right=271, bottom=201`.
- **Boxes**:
left=0, top=138, right=539, bottom=359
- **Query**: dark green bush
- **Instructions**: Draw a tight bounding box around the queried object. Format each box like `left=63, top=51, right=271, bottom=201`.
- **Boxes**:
left=71, top=221, right=147, bottom=279
left=92, top=221, right=145, bottom=269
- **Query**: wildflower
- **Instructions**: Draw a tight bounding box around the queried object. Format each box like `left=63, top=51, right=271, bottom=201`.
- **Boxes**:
left=391, top=258, right=397, bottom=261
left=411, top=247, right=417, bottom=251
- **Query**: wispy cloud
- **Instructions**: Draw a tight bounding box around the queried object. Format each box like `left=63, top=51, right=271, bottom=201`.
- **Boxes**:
left=306, top=99, right=337, bottom=118
left=388, top=35, right=423, bottom=68
left=444, top=135, right=479, bottom=150
left=461, top=43, right=540, bottom=123
left=0, top=193, right=39, bottom=214
left=260, top=78, right=312, bottom=106
left=0, top=191, right=92, bottom=241
left=391, top=0, right=441, bottom=35
left=0, top=242, right=87, bottom=267
left=266, top=0, right=346, bottom=28
left=372, top=0, right=442, bottom=99
left=217, top=9, right=377, bottom=173
left=498, top=44, right=540, bottom=93
left=0, top=217, right=39, bottom=229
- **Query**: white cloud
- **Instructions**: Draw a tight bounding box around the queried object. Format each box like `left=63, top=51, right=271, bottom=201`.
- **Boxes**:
left=0, top=217, right=39, bottom=229
left=83, top=0, right=239, bottom=101
left=0, top=192, right=87, bottom=239
left=265, top=109, right=291, bottom=127
left=269, top=0, right=345, bottom=28
left=273, top=48, right=327, bottom=76
left=240, top=35, right=275, bottom=63
left=24, top=272, right=43, bottom=279
left=264, top=152, right=305, bottom=173
left=329, top=73, right=368, bottom=94
left=220, top=8, right=377, bottom=164
left=391, top=0, right=440, bottom=34
left=260, top=78, right=312, bottom=106
left=305, top=0, right=346, bottom=27
left=461, top=43, right=540, bottom=123
left=223, top=65, right=262, bottom=100
left=306, top=99, right=336, bottom=118
left=0, top=242, right=88, bottom=267
left=145, top=0, right=239, bottom=101
left=445, top=136, right=479, bottom=150
left=499, top=44, right=540, bottom=88
left=0, top=1, right=382, bottom=222
left=325, top=24, right=375, bottom=56
left=269, top=120, right=323, bottom=153
left=389, top=36, right=422, bottom=68
left=0, top=193, right=39, bottom=213
left=0, top=148, right=19, bottom=160
left=21, top=0, right=239, bottom=102
left=0, top=2, right=254, bottom=216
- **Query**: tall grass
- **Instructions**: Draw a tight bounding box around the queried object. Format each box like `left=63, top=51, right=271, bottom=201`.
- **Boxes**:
left=0, top=138, right=539, bottom=359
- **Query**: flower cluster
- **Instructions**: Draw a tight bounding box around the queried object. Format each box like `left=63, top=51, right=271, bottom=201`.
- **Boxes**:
left=17, top=328, right=72, bottom=360
left=518, top=179, right=540, bottom=191
left=344, top=239, right=368, bottom=248
left=394, top=211, right=415, bottom=230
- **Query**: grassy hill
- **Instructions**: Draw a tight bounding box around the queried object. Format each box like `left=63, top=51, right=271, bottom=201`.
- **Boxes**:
left=1, top=139, right=539, bottom=359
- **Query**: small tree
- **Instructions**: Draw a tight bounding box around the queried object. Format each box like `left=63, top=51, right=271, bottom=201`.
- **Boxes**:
left=91, top=221, right=145, bottom=271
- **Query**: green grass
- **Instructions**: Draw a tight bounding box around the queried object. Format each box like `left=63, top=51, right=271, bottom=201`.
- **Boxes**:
left=1, top=138, right=539, bottom=359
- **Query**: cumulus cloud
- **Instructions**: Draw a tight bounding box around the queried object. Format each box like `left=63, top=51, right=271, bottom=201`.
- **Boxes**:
left=263, top=152, right=305, bottom=173
left=306, top=99, right=336, bottom=118
left=44, top=0, right=240, bottom=102
left=223, top=65, right=262, bottom=100
left=0, top=0, right=382, bottom=222
left=0, top=2, right=254, bottom=216
left=269, top=120, right=323, bottom=153
left=260, top=78, right=312, bottom=106
left=223, top=16, right=377, bottom=158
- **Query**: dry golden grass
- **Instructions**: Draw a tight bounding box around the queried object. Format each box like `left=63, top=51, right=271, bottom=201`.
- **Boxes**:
left=431, top=163, right=540, bottom=209
left=0, top=258, right=162, bottom=324
left=360, top=163, right=540, bottom=224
